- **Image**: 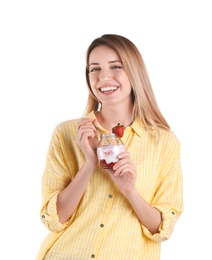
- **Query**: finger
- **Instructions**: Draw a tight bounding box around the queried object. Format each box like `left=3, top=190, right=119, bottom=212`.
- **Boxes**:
left=113, top=161, right=135, bottom=176
left=92, top=118, right=100, bottom=130
left=113, top=157, right=130, bottom=170
left=117, top=151, right=130, bottom=160
left=77, top=118, right=94, bottom=130
left=77, top=129, right=96, bottom=144
left=77, top=122, right=97, bottom=139
left=114, top=165, right=133, bottom=176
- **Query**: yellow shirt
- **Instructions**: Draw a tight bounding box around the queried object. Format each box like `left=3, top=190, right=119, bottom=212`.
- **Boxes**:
left=36, top=111, right=183, bottom=260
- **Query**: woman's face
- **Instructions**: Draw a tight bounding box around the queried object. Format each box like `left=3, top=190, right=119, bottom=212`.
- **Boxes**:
left=88, top=45, right=132, bottom=107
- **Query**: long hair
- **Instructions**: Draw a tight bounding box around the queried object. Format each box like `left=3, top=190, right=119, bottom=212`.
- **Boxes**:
left=83, top=34, right=170, bottom=136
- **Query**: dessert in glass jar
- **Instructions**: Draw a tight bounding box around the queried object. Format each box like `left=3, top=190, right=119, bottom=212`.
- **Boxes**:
left=97, top=133, right=125, bottom=169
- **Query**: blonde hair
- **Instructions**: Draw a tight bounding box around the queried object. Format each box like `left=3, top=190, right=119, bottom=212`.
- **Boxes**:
left=83, top=34, right=170, bottom=137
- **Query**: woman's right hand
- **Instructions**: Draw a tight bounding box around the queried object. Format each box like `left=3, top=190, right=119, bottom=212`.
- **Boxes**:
left=76, top=118, right=99, bottom=163
left=57, top=118, right=100, bottom=224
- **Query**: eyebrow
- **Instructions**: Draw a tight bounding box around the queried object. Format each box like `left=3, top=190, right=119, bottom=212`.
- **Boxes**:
left=89, top=60, right=122, bottom=67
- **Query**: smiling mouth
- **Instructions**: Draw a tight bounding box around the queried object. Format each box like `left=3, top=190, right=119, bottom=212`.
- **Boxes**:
left=99, top=86, right=118, bottom=92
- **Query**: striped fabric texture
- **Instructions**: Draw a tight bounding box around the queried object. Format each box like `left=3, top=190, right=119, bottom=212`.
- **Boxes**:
left=36, top=111, right=183, bottom=260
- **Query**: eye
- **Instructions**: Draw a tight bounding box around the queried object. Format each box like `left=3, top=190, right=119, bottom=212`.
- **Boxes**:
left=113, top=65, right=122, bottom=69
left=111, top=63, right=122, bottom=69
left=90, top=67, right=101, bottom=73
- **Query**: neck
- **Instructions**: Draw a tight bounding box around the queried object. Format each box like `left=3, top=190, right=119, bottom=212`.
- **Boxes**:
left=96, top=104, right=134, bottom=132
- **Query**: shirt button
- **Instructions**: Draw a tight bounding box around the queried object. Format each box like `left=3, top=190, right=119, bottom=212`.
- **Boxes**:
left=100, top=224, right=104, bottom=228
left=91, top=254, right=95, bottom=258
left=109, top=194, right=113, bottom=198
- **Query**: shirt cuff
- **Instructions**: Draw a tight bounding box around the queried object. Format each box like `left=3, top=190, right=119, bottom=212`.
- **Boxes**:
left=141, top=206, right=180, bottom=242
left=40, top=192, right=68, bottom=232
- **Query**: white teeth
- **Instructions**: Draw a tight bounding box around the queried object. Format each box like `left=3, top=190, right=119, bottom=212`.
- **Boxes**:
left=100, top=86, right=118, bottom=92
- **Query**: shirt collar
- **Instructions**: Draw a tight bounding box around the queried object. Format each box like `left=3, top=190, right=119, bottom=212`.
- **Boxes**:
left=85, top=111, right=96, bottom=119
left=85, top=111, right=144, bottom=138
left=128, top=116, right=144, bottom=138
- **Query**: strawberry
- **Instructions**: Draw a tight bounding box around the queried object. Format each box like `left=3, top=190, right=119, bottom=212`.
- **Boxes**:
left=112, top=123, right=125, bottom=138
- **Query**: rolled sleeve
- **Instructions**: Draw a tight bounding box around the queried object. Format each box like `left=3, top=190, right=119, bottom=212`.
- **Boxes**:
left=142, top=136, right=184, bottom=242
left=40, top=191, right=69, bottom=232
left=142, top=203, right=182, bottom=242
left=39, top=123, right=77, bottom=232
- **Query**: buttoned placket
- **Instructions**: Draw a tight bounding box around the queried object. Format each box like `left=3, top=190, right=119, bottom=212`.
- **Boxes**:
left=90, top=192, right=114, bottom=258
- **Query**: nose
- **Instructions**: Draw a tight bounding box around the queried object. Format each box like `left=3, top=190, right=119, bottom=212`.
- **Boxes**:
left=99, top=68, right=112, bottom=81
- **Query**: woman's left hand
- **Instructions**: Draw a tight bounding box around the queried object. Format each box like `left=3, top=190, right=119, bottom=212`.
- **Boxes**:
left=108, top=152, right=136, bottom=196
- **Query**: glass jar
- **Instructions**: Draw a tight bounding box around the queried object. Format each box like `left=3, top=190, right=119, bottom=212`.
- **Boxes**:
left=97, top=133, right=125, bottom=169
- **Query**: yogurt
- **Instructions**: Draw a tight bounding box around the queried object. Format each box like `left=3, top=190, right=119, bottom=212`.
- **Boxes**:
left=97, top=144, right=125, bottom=169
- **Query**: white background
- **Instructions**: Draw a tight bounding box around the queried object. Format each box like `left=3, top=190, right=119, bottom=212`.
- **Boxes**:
left=1, top=1, right=212, bottom=259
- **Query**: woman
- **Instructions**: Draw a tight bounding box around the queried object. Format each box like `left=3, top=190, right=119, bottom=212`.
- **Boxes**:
left=36, top=34, right=183, bottom=259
